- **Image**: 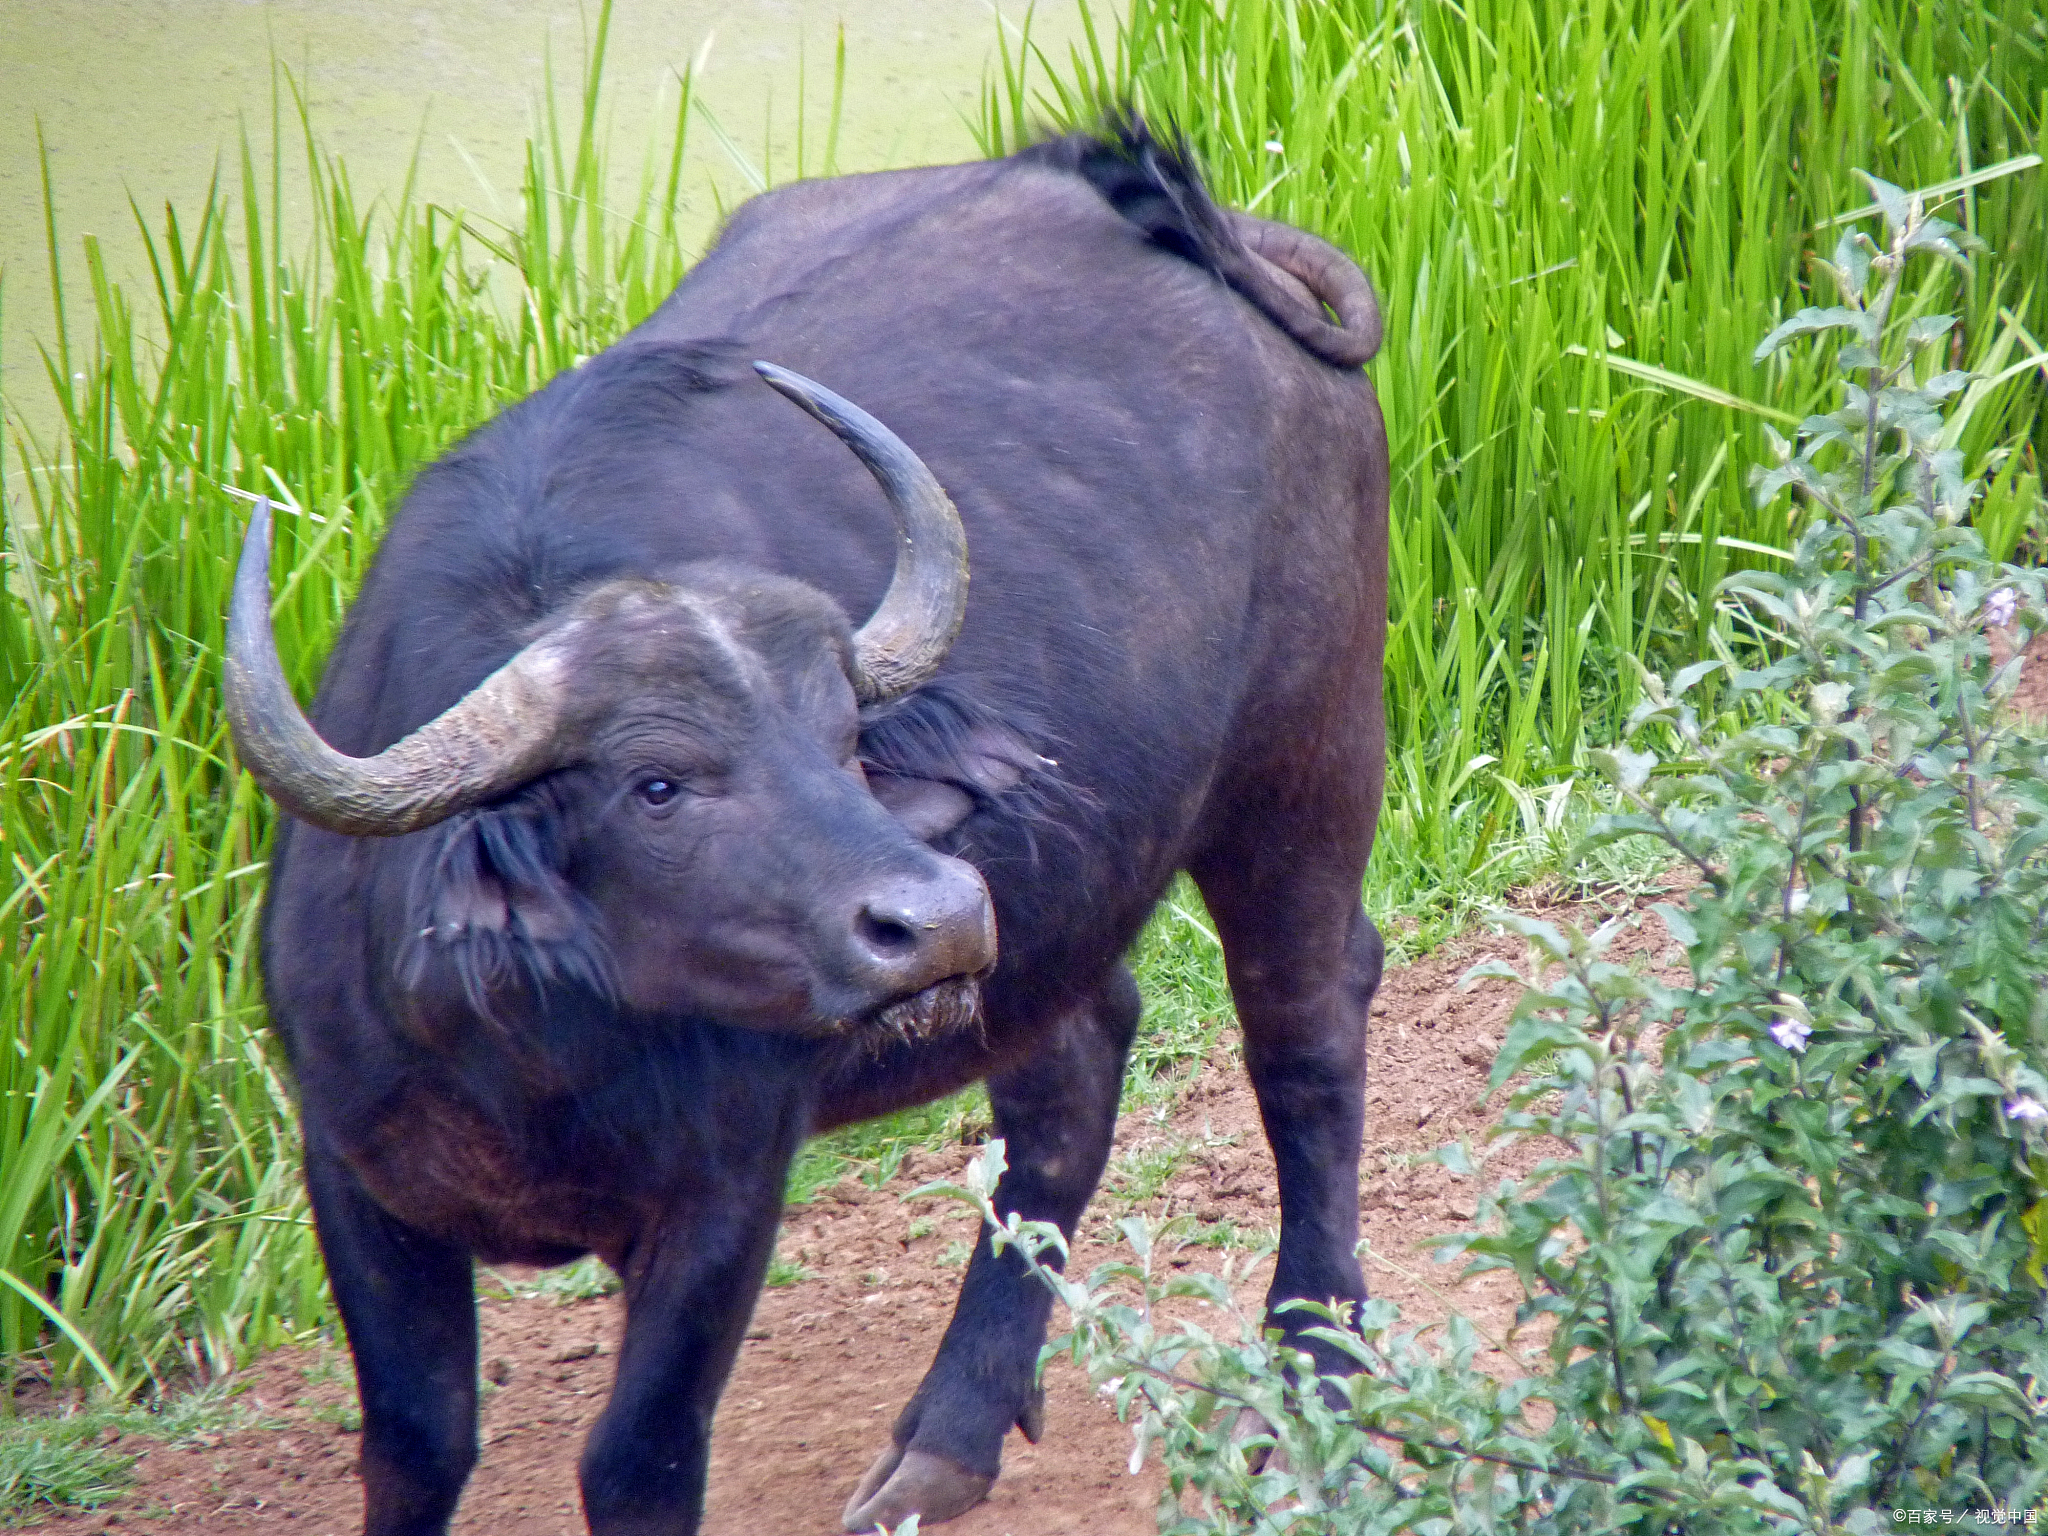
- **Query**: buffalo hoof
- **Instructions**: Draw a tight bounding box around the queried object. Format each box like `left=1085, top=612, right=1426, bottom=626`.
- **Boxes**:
left=841, top=1445, right=994, bottom=1532
left=1230, top=1406, right=1293, bottom=1473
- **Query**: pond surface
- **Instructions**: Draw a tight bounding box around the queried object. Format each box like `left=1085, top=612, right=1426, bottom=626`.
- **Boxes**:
left=0, top=0, right=1108, bottom=424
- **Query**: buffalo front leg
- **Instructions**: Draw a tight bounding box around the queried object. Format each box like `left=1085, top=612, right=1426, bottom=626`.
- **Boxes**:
left=304, top=1138, right=479, bottom=1536
left=578, top=1152, right=797, bottom=1533
left=843, top=965, right=1141, bottom=1533
left=1192, top=851, right=1383, bottom=1380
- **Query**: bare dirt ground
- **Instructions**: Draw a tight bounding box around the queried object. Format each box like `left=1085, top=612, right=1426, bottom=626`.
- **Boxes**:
left=18, top=894, right=1691, bottom=1536
left=1997, top=626, right=2048, bottom=720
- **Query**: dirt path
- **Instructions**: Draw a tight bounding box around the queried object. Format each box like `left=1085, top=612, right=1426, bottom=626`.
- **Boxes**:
left=1996, top=626, right=2048, bottom=720
left=20, top=894, right=1685, bottom=1536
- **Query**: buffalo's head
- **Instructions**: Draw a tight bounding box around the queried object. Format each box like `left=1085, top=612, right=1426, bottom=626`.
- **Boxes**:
left=225, top=364, right=996, bottom=1039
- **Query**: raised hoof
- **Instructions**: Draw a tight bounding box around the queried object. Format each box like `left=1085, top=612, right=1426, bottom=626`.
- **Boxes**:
left=1017, top=1386, right=1046, bottom=1443
left=841, top=1445, right=995, bottom=1532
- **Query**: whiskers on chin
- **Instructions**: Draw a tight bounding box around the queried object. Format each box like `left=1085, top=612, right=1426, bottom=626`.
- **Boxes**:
left=846, top=976, right=986, bottom=1053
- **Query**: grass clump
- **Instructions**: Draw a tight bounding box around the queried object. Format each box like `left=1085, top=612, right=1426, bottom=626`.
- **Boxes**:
left=481, top=1256, right=622, bottom=1305
left=0, top=1379, right=265, bottom=1523
left=0, top=1424, right=129, bottom=1522
left=764, top=1255, right=816, bottom=1289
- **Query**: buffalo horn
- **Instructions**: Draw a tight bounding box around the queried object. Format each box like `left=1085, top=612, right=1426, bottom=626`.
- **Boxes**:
left=224, top=497, right=579, bottom=837
left=753, top=361, right=968, bottom=703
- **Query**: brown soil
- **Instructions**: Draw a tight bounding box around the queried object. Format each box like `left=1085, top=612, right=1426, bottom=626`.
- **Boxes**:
left=18, top=895, right=1688, bottom=1536
left=1996, top=626, right=2048, bottom=720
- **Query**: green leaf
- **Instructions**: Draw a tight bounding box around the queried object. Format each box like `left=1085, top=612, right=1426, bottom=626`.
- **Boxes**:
left=1829, top=231, right=1872, bottom=293
left=1592, top=745, right=1658, bottom=793
left=1827, top=1450, right=1876, bottom=1501
left=1460, top=957, right=1524, bottom=987
left=1906, top=314, right=1957, bottom=348
left=1753, top=306, right=1871, bottom=361
left=1436, top=1140, right=1477, bottom=1177
left=1651, top=902, right=1698, bottom=949
left=1857, top=171, right=1911, bottom=232
left=1490, top=1015, right=1595, bottom=1094
left=1940, top=1371, right=2030, bottom=1412
left=1489, top=911, right=1571, bottom=956
left=1671, top=658, right=1727, bottom=696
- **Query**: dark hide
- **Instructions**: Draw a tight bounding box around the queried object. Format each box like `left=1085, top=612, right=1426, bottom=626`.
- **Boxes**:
left=262, top=117, right=1388, bottom=1536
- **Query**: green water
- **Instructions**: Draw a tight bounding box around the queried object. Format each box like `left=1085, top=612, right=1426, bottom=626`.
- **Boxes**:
left=0, top=0, right=1106, bottom=426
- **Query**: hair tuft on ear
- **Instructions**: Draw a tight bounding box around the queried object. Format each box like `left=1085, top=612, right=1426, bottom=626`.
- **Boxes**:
left=400, top=799, right=616, bottom=1013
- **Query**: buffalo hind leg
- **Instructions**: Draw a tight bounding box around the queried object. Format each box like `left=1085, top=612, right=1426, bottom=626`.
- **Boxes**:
left=1191, top=846, right=1383, bottom=1379
left=304, top=1139, right=479, bottom=1536
left=844, top=964, right=1142, bottom=1532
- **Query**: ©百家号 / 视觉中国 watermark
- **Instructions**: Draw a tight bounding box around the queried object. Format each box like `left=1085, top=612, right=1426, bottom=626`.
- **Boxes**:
left=1892, top=1511, right=2041, bottom=1527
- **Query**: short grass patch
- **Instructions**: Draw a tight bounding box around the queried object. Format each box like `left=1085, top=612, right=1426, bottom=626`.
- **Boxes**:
left=0, top=1379, right=268, bottom=1523
left=0, top=1424, right=129, bottom=1522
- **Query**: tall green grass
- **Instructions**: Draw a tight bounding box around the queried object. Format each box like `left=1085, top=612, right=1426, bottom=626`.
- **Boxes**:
left=985, top=0, right=2047, bottom=892
left=0, top=13, right=703, bottom=1394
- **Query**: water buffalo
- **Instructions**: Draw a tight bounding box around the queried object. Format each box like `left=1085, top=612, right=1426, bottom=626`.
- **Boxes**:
left=228, top=118, right=1387, bottom=1536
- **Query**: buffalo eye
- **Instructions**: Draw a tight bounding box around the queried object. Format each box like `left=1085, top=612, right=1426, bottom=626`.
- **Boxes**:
left=635, top=776, right=680, bottom=807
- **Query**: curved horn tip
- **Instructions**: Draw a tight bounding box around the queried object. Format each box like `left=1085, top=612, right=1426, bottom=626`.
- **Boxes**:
left=753, top=360, right=848, bottom=433
left=222, top=490, right=575, bottom=839
left=236, top=495, right=275, bottom=581
left=226, top=495, right=280, bottom=679
left=750, top=359, right=970, bottom=704
left=752, top=359, right=816, bottom=408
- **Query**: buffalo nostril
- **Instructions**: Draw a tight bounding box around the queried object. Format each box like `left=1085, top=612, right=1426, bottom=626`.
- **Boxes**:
left=842, top=861, right=996, bottom=1002
left=856, top=908, right=920, bottom=958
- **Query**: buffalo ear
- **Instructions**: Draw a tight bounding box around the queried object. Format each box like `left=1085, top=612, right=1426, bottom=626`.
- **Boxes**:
left=402, top=799, right=613, bottom=1008
left=857, top=684, right=1060, bottom=843
left=867, top=771, right=976, bottom=841
left=862, top=718, right=1049, bottom=842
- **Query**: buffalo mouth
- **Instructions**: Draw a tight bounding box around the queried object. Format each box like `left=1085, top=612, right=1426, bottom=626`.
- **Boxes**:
left=854, top=975, right=985, bottom=1046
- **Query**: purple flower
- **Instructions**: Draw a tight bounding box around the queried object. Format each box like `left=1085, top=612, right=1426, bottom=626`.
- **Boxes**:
left=2005, top=1096, right=2048, bottom=1123
left=1768, top=1017, right=1811, bottom=1053
left=1985, top=587, right=2019, bottom=627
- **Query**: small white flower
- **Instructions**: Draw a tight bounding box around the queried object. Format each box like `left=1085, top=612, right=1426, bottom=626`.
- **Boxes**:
left=1768, top=1016, right=1811, bottom=1053
left=1985, top=587, right=2019, bottom=627
left=1264, top=139, right=1285, bottom=153
left=2004, top=1096, right=2048, bottom=1123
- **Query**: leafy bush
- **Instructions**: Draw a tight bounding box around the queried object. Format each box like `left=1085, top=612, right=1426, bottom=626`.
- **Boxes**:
left=1456, top=175, right=2048, bottom=1522
left=918, top=1141, right=1585, bottom=1534
left=917, top=177, right=2048, bottom=1532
